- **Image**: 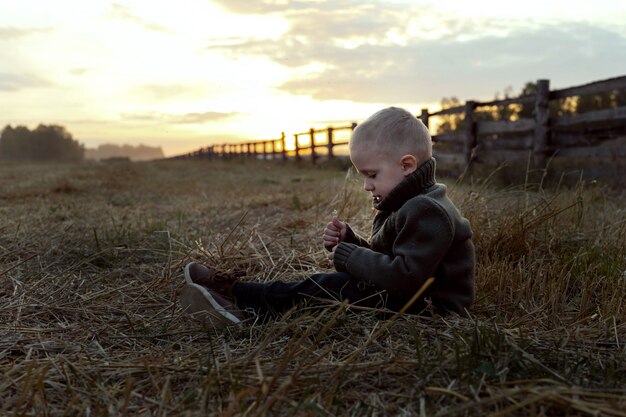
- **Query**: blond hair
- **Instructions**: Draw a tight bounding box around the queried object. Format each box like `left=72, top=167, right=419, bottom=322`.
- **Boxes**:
left=350, top=107, right=432, bottom=163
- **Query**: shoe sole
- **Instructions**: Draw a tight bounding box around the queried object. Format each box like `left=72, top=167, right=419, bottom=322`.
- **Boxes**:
left=180, top=283, right=241, bottom=328
left=183, top=262, right=195, bottom=285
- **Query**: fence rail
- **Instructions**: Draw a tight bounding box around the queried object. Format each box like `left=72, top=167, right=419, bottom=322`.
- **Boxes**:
left=422, top=75, right=626, bottom=168
left=171, top=123, right=356, bottom=162
left=171, top=75, right=626, bottom=169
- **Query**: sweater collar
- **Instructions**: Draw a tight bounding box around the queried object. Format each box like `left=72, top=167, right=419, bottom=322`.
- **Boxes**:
left=374, top=157, right=436, bottom=212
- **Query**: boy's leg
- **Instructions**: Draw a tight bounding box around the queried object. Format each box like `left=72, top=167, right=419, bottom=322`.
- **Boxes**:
left=232, top=272, right=393, bottom=317
left=181, top=262, right=430, bottom=323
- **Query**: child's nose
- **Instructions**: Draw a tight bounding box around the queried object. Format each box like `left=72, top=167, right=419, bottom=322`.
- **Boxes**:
left=364, top=180, right=374, bottom=191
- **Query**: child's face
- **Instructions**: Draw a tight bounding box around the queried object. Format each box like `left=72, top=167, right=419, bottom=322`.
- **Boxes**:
left=350, top=144, right=409, bottom=205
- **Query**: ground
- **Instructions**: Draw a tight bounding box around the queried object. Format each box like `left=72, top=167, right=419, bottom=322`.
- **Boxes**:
left=1, top=159, right=625, bottom=416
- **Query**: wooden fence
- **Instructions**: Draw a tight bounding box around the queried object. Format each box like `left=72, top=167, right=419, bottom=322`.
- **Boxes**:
left=424, top=75, right=626, bottom=168
left=172, top=123, right=357, bottom=162
left=172, top=75, right=626, bottom=169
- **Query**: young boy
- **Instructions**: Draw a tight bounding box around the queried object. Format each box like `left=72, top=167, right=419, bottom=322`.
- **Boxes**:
left=180, top=107, right=475, bottom=328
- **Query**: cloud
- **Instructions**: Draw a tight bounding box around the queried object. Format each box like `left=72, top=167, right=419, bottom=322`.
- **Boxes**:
left=132, top=83, right=209, bottom=100
left=108, top=3, right=173, bottom=34
left=206, top=1, right=626, bottom=103
left=171, top=112, right=240, bottom=124
left=69, top=68, right=90, bottom=76
left=212, top=0, right=362, bottom=14
left=0, top=27, right=50, bottom=40
left=279, top=24, right=626, bottom=103
left=205, top=36, right=252, bottom=48
left=0, top=73, right=53, bottom=91
left=209, top=2, right=419, bottom=66
left=121, top=111, right=240, bottom=124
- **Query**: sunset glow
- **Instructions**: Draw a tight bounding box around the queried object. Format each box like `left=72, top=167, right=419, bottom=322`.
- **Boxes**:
left=1, top=0, right=625, bottom=156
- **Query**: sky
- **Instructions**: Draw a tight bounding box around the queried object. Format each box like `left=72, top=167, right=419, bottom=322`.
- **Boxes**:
left=1, top=0, right=625, bottom=156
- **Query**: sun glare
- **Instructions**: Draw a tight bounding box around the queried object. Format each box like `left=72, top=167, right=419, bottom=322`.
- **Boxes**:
left=2, top=0, right=625, bottom=157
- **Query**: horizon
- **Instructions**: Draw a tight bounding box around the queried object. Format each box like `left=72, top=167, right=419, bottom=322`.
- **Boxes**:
left=1, top=0, right=626, bottom=157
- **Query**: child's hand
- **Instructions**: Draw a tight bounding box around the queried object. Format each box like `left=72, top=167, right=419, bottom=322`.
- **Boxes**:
left=323, top=215, right=346, bottom=252
left=327, top=245, right=336, bottom=264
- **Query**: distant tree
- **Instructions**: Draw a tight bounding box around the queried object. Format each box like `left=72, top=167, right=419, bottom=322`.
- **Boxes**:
left=514, top=81, right=536, bottom=120
left=84, top=143, right=165, bottom=161
left=517, top=81, right=626, bottom=119
left=490, top=85, right=518, bottom=121
left=0, top=125, right=30, bottom=158
left=0, top=124, right=84, bottom=161
left=436, top=96, right=463, bottom=134
left=436, top=96, right=501, bottom=134
left=575, top=88, right=626, bottom=113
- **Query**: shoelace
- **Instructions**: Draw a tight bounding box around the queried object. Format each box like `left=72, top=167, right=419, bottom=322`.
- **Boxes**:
left=215, top=270, right=246, bottom=282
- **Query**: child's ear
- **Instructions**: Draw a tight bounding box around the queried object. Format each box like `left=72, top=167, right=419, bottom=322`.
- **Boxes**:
left=400, top=155, right=417, bottom=175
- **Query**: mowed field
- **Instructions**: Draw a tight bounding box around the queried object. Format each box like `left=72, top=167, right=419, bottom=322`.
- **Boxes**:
left=1, top=159, right=625, bottom=416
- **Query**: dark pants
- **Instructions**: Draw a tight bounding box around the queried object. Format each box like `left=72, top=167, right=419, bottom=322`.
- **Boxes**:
left=232, top=272, right=427, bottom=318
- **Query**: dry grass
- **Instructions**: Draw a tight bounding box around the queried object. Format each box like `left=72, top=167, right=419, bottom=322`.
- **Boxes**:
left=1, top=159, right=625, bottom=416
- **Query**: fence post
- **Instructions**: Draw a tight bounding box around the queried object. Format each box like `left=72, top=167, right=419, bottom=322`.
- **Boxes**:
left=419, top=108, right=430, bottom=130
left=463, top=101, right=477, bottom=166
left=327, top=127, right=334, bottom=160
left=281, top=132, right=287, bottom=160
left=310, top=128, right=317, bottom=164
left=294, top=134, right=301, bottom=161
left=533, top=79, right=550, bottom=169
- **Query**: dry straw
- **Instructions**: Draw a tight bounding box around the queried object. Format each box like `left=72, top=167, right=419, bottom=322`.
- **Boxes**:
left=1, top=159, right=625, bottom=416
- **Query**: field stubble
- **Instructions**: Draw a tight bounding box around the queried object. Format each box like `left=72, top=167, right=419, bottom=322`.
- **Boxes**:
left=1, top=159, right=625, bottom=416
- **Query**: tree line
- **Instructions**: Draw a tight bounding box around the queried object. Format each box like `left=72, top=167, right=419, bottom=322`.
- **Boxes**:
left=0, top=124, right=85, bottom=162
left=85, top=143, right=164, bottom=161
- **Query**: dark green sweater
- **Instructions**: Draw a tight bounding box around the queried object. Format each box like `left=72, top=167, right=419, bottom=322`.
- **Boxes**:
left=333, top=158, right=475, bottom=314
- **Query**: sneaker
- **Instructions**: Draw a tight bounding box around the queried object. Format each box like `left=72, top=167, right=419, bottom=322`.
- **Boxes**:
left=180, top=283, right=245, bottom=328
left=184, top=262, right=240, bottom=298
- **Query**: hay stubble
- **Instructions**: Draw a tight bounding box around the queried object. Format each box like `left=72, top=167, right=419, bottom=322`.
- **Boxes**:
left=1, top=159, right=625, bottom=416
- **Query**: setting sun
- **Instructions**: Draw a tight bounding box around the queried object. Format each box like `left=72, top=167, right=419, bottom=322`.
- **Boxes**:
left=1, top=0, right=625, bottom=156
